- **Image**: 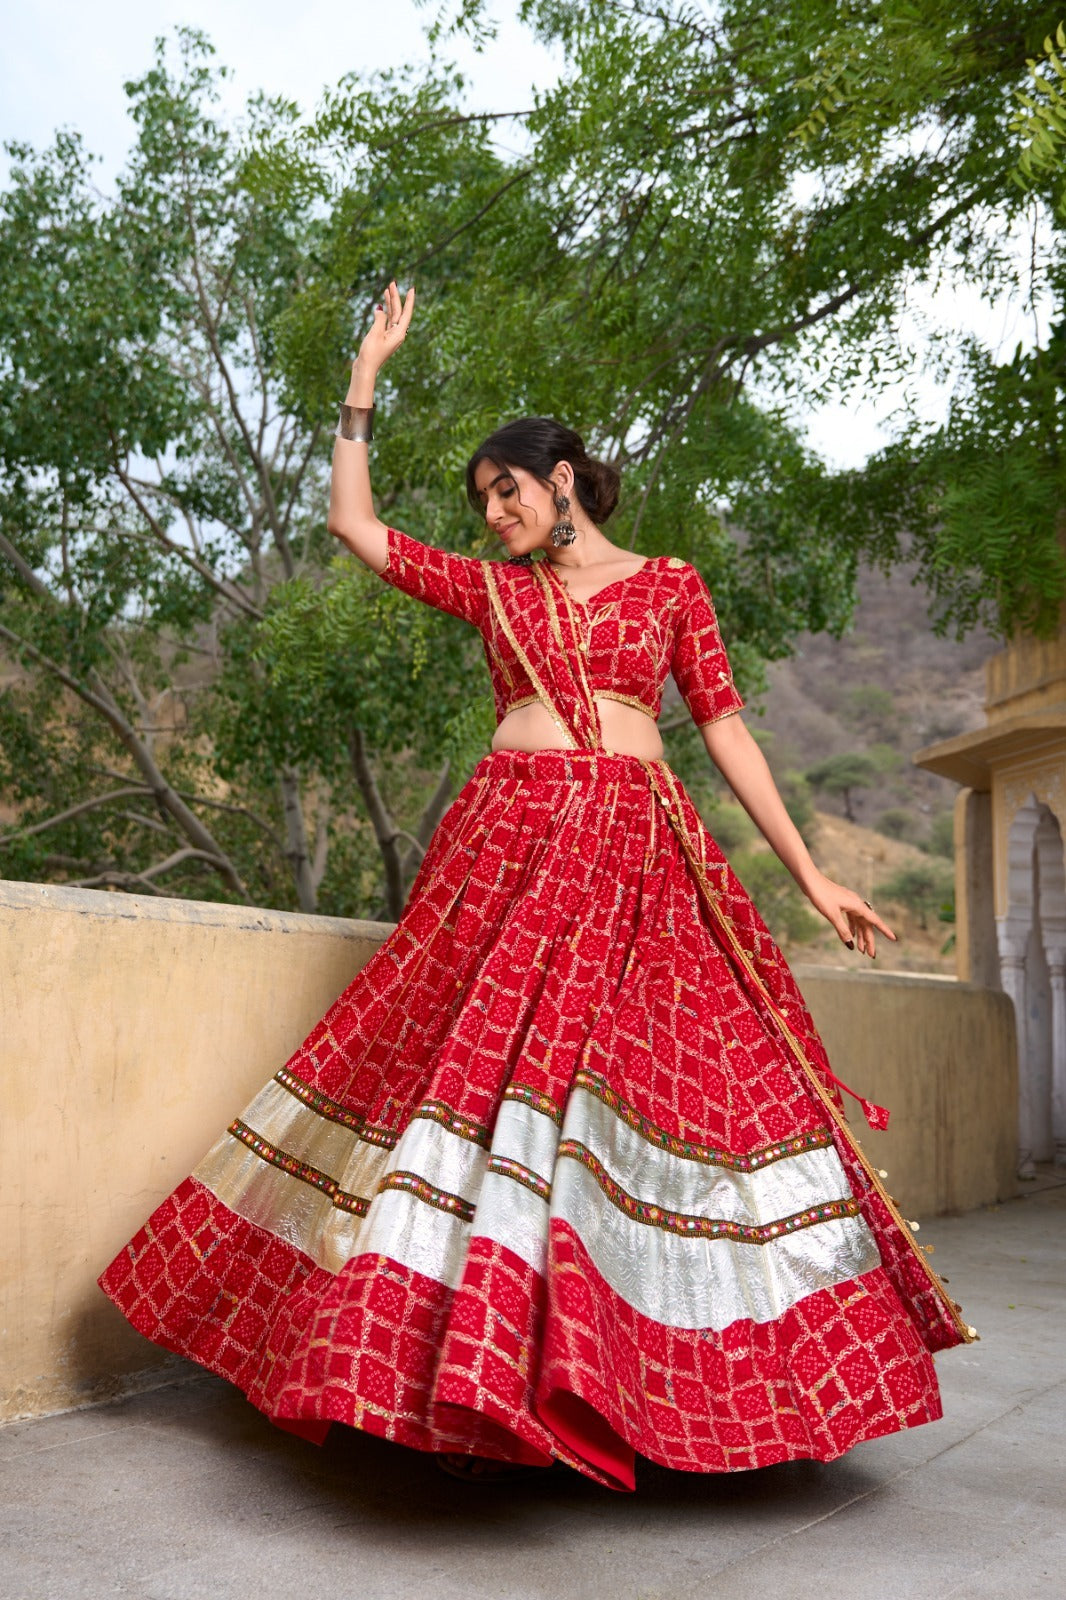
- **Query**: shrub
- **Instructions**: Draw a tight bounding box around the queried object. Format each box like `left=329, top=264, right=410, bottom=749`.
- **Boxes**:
left=732, top=850, right=821, bottom=947
left=875, top=862, right=955, bottom=930
left=877, top=808, right=918, bottom=842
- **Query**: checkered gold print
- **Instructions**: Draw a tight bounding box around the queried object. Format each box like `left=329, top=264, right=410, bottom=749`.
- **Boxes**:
left=99, top=530, right=967, bottom=1488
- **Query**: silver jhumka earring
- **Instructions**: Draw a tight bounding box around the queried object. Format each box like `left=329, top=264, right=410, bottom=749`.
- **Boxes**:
left=550, top=490, right=577, bottom=547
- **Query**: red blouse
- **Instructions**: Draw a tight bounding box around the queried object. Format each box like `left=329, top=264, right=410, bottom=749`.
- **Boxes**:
left=378, top=525, right=745, bottom=729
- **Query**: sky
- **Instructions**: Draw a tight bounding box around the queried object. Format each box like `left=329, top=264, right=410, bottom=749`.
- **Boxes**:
left=0, top=0, right=550, bottom=176
left=0, top=0, right=1043, bottom=471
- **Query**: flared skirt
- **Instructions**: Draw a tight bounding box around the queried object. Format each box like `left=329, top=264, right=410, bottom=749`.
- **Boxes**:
left=99, top=748, right=965, bottom=1491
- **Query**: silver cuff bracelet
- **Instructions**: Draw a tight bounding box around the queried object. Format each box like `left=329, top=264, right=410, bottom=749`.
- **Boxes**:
left=336, top=403, right=375, bottom=442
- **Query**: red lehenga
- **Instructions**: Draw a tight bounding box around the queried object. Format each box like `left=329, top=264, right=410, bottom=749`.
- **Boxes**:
left=99, top=528, right=973, bottom=1492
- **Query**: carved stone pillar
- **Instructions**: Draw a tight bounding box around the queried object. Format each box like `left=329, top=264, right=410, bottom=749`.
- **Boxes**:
left=997, top=925, right=1033, bottom=1177
left=1047, top=946, right=1066, bottom=1166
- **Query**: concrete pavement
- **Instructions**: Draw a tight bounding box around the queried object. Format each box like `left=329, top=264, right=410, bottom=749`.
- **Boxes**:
left=2, top=1179, right=1063, bottom=1600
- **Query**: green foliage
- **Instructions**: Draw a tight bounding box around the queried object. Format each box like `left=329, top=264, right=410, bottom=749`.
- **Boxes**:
left=731, top=849, right=822, bottom=949
left=0, top=32, right=515, bottom=912
left=924, top=809, right=957, bottom=859
left=875, top=860, right=955, bottom=929
left=1012, top=22, right=1066, bottom=210
left=4, top=6, right=1066, bottom=913
left=486, top=0, right=1066, bottom=641
left=702, top=801, right=758, bottom=854
left=840, top=684, right=903, bottom=745
left=779, top=769, right=818, bottom=844
left=805, top=752, right=878, bottom=820
left=876, top=807, right=919, bottom=843
left=867, top=741, right=904, bottom=776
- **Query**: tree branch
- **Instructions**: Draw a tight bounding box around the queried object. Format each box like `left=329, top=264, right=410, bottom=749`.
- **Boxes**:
left=65, top=847, right=233, bottom=894
left=180, top=205, right=294, bottom=576
left=0, top=530, right=53, bottom=602
left=0, top=620, right=252, bottom=901
left=398, top=168, right=533, bottom=281
left=109, top=463, right=265, bottom=620
left=0, top=787, right=153, bottom=844
left=347, top=724, right=406, bottom=921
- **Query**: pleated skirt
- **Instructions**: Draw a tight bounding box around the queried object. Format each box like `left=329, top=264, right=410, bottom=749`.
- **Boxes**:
left=99, top=748, right=946, bottom=1491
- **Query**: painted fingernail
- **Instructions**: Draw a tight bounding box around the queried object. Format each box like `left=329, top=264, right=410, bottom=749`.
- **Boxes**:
left=846, top=939, right=854, bottom=950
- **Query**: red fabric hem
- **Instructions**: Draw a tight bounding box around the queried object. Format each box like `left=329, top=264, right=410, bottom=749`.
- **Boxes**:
left=98, top=1179, right=947, bottom=1492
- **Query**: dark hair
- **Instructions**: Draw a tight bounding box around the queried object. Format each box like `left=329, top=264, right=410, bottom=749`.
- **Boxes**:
left=465, top=417, right=621, bottom=524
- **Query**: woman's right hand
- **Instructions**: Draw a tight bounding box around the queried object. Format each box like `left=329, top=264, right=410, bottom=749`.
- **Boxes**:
left=354, top=279, right=415, bottom=378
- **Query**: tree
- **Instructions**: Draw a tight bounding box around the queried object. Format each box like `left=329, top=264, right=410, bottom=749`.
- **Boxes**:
left=4, top=6, right=1065, bottom=916
left=876, top=807, right=919, bottom=843
left=805, top=753, right=878, bottom=822
left=0, top=35, right=543, bottom=917
left=731, top=849, right=822, bottom=949
left=432, top=0, right=1066, bottom=639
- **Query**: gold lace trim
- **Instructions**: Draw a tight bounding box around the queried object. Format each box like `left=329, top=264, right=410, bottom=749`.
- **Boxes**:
left=595, top=690, right=657, bottom=719
left=499, top=693, right=541, bottom=715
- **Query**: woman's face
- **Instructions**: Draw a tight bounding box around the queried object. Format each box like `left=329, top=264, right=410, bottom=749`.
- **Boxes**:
left=472, top=458, right=570, bottom=557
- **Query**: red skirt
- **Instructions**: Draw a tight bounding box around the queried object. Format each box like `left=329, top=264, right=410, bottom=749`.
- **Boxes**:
left=99, top=748, right=955, bottom=1491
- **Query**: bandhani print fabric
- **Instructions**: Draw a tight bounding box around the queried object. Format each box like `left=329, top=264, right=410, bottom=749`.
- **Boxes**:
left=99, top=529, right=974, bottom=1492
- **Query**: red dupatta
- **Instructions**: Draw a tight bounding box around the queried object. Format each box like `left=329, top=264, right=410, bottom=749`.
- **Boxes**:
left=483, top=558, right=605, bottom=750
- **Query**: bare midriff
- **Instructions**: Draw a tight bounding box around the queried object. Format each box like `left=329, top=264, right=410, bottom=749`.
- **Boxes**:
left=490, top=696, right=664, bottom=760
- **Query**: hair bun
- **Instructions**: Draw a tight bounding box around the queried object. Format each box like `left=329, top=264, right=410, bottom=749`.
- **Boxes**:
left=576, top=455, right=620, bottom=524
left=466, top=416, right=622, bottom=524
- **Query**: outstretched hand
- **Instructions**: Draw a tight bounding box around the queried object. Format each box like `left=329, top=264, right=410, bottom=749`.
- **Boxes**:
left=355, top=279, right=415, bottom=375
left=805, top=872, right=897, bottom=959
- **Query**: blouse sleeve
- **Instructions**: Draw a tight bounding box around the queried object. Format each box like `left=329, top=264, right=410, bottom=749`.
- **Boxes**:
left=376, top=525, right=488, bottom=628
left=670, top=563, right=745, bottom=727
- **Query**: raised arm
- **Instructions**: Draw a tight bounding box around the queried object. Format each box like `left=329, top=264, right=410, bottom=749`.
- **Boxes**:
left=326, top=280, right=415, bottom=574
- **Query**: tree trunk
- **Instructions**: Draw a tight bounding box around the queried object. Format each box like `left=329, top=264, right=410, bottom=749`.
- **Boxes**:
left=347, top=725, right=406, bottom=921
left=279, top=767, right=318, bottom=913
left=0, top=622, right=252, bottom=902
left=400, top=759, right=453, bottom=883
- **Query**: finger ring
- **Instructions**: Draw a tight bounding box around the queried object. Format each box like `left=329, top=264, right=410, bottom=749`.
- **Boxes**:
left=863, top=899, right=873, bottom=910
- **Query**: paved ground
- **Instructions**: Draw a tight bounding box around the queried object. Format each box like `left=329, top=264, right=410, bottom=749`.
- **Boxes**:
left=3, top=1179, right=1063, bottom=1600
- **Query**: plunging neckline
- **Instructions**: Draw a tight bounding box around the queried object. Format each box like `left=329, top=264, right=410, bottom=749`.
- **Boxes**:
left=543, top=555, right=654, bottom=611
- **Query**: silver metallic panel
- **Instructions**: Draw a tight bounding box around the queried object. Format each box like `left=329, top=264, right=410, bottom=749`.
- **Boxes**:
left=230, top=1079, right=370, bottom=1179
left=490, top=1099, right=561, bottom=1179
left=193, top=1138, right=361, bottom=1271
left=375, top=1116, right=488, bottom=1206
left=470, top=1172, right=551, bottom=1276
left=194, top=1080, right=880, bottom=1328
left=551, top=1154, right=881, bottom=1330
left=356, top=1186, right=473, bottom=1289
left=564, top=1087, right=854, bottom=1225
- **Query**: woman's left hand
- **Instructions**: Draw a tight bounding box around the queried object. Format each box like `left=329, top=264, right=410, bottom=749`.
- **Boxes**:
left=804, top=872, right=897, bottom=959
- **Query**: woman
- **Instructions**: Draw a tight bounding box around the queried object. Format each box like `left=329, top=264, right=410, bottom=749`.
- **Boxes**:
left=99, top=282, right=974, bottom=1492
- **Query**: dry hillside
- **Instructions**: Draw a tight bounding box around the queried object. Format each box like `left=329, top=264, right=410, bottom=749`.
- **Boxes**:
left=748, top=556, right=998, bottom=975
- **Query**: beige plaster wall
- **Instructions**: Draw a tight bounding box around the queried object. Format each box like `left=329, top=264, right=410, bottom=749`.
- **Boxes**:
left=2, top=882, right=1017, bottom=1424
left=794, top=966, right=1018, bottom=1219
left=1, top=880, right=391, bottom=1423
